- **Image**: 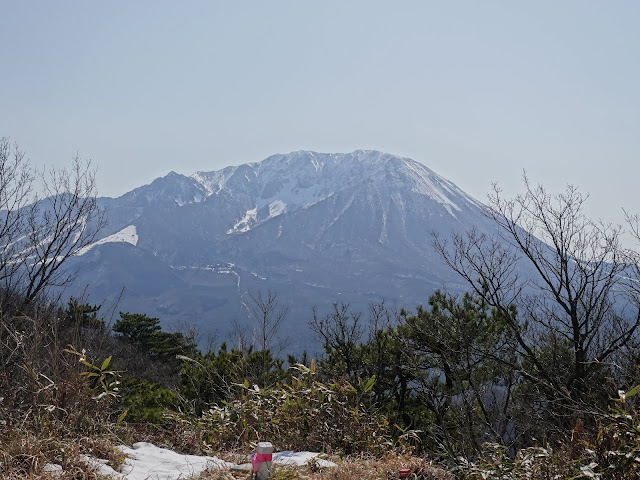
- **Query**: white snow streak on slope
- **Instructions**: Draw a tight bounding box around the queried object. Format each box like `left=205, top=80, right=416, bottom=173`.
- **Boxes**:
left=403, top=160, right=461, bottom=214
left=191, top=166, right=241, bottom=197
left=75, top=226, right=138, bottom=256
left=259, top=187, right=326, bottom=212
left=404, top=159, right=486, bottom=211
left=379, top=199, right=388, bottom=244
left=328, top=193, right=356, bottom=229
left=227, top=208, right=257, bottom=234
left=174, top=194, right=204, bottom=207
left=227, top=202, right=288, bottom=235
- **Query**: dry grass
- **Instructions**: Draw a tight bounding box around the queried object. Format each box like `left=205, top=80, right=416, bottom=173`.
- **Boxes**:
left=197, top=452, right=452, bottom=480
left=0, top=427, right=123, bottom=479
left=1, top=422, right=451, bottom=480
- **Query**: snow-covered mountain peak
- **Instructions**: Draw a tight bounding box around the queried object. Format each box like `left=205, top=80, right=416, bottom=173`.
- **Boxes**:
left=114, top=151, right=484, bottom=226
left=192, top=150, right=448, bottom=199
left=116, top=171, right=207, bottom=207
left=72, top=150, right=501, bottom=344
left=255, top=150, right=483, bottom=213
left=189, top=151, right=485, bottom=234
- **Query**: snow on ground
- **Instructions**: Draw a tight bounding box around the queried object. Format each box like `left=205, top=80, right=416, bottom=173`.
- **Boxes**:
left=46, top=442, right=336, bottom=479
left=273, top=451, right=338, bottom=468
left=81, top=442, right=231, bottom=479
left=75, top=225, right=139, bottom=255
left=122, top=443, right=231, bottom=479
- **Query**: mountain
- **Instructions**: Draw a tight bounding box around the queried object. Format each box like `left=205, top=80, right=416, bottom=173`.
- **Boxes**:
left=65, top=150, right=498, bottom=350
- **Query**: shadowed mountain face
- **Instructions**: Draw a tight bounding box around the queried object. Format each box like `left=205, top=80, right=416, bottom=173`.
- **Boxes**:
left=65, top=150, right=499, bottom=351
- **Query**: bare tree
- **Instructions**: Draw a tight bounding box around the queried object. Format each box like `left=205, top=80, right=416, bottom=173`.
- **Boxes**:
left=434, top=175, right=640, bottom=407
left=0, top=138, right=106, bottom=305
left=0, top=138, right=36, bottom=287
left=245, top=289, right=289, bottom=354
left=0, top=138, right=105, bottom=406
left=310, top=302, right=363, bottom=378
left=229, top=317, right=251, bottom=352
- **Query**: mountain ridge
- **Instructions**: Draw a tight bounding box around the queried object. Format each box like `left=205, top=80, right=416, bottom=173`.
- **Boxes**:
left=70, top=150, right=496, bottom=349
left=106, top=150, right=484, bottom=224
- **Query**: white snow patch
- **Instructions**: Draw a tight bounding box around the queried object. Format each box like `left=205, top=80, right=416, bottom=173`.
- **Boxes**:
left=174, top=194, right=204, bottom=207
left=79, top=455, right=122, bottom=478
left=273, top=451, right=337, bottom=468
left=78, top=442, right=230, bottom=479
left=268, top=200, right=287, bottom=217
left=118, top=442, right=230, bottom=480
left=43, top=463, right=63, bottom=476
left=75, top=226, right=138, bottom=256
left=68, top=444, right=338, bottom=479
left=80, top=442, right=338, bottom=480
left=227, top=207, right=257, bottom=234
left=227, top=202, right=287, bottom=235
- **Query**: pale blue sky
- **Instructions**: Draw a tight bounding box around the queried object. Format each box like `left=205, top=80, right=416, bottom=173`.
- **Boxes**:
left=1, top=1, right=639, bottom=227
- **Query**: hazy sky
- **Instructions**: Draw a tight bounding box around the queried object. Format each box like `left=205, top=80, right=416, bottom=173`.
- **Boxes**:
left=1, top=2, right=639, bottom=228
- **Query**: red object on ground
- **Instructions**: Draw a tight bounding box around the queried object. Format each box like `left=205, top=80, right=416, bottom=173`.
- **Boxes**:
left=399, top=468, right=411, bottom=478
left=251, top=453, right=273, bottom=472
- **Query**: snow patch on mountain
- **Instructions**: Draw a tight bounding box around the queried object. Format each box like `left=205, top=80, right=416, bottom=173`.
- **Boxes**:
left=227, top=208, right=258, bottom=234
left=191, top=166, right=245, bottom=197
left=174, top=194, right=204, bottom=207
left=380, top=208, right=388, bottom=244
left=191, top=151, right=483, bottom=231
left=268, top=200, right=287, bottom=217
left=402, top=159, right=461, bottom=213
left=226, top=201, right=288, bottom=235
left=76, top=225, right=138, bottom=256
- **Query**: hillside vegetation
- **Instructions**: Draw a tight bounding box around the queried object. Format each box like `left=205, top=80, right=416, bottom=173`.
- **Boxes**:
left=2, top=139, right=640, bottom=478
left=3, top=289, right=640, bottom=479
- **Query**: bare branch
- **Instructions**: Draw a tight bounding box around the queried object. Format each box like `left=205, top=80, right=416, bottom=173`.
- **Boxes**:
left=435, top=174, right=640, bottom=404
left=0, top=140, right=106, bottom=305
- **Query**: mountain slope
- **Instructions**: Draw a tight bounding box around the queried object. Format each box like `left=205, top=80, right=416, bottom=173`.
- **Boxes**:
left=67, top=151, right=497, bottom=349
